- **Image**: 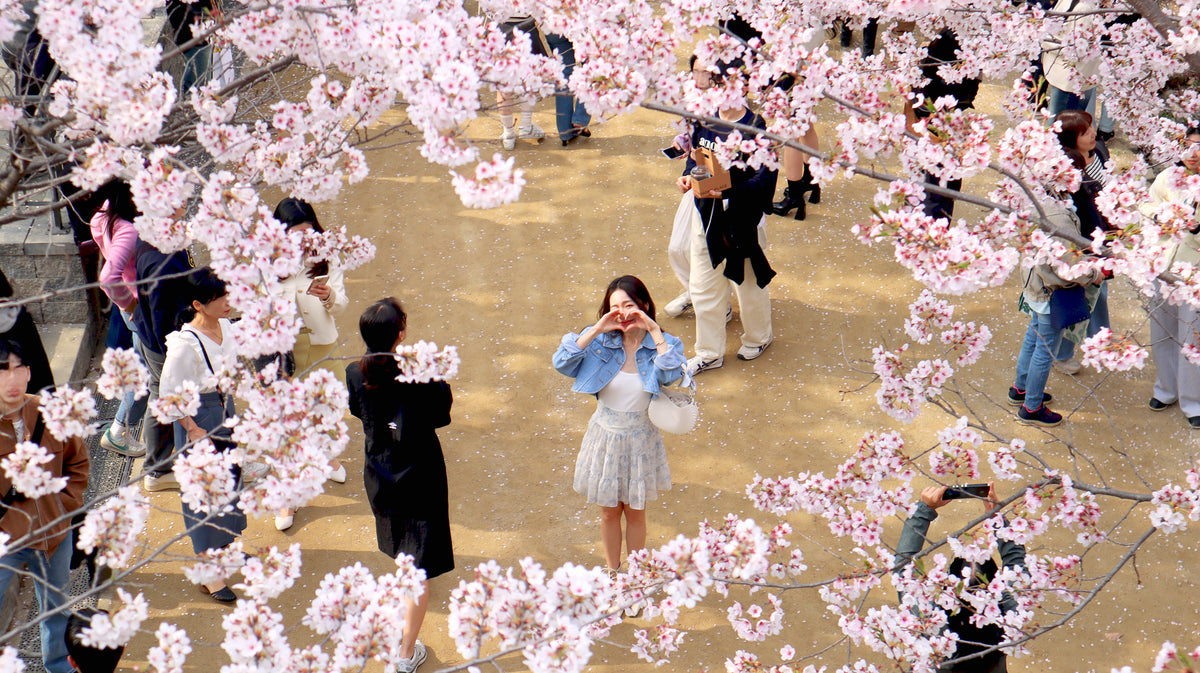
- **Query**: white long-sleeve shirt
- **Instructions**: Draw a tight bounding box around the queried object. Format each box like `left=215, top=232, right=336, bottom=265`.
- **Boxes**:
left=279, top=259, right=348, bottom=346
left=159, top=319, right=237, bottom=422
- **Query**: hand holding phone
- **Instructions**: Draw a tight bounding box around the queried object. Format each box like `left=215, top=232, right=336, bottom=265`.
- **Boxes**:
left=307, top=275, right=330, bottom=300
left=661, top=145, right=685, bottom=159
left=943, top=483, right=991, bottom=500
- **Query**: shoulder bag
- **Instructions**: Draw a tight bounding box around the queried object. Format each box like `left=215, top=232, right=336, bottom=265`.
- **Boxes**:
left=648, top=377, right=699, bottom=435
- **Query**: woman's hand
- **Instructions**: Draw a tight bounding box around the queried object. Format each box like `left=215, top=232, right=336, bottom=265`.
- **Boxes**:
left=307, top=282, right=331, bottom=301
left=627, top=308, right=662, bottom=337
left=184, top=420, right=206, bottom=444
left=594, top=307, right=624, bottom=333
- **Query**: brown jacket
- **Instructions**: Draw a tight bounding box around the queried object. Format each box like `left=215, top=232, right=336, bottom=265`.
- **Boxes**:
left=0, top=395, right=89, bottom=554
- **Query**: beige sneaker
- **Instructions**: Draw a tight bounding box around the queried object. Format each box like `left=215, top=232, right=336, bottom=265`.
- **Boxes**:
left=1053, top=357, right=1082, bottom=375
left=143, top=471, right=180, bottom=492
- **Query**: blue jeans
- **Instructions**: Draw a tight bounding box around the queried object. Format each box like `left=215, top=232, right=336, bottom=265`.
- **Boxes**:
left=1014, top=311, right=1064, bottom=410
left=1046, top=85, right=1114, bottom=133
left=544, top=33, right=591, bottom=140
left=115, top=311, right=149, bottom=430
left=0, top=531, right=75, bottom=673
left=1057, top=281, right=1109, bottom=361
left=181, top=44, right=212, bottom=94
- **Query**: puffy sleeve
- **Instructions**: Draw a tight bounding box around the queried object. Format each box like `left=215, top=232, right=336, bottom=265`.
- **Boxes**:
left=552, top=328, right=590, bottom=378
left=96, top=215, right=140, bottom=311
left=653, top=333, right=686, bottom=386
left=325, top=260, right=349, bottom=316
left=159, top=330, right=206, bottom=421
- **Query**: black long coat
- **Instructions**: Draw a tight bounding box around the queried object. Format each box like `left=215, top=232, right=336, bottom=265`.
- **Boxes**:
left=346, top=362, right=454, bottom=579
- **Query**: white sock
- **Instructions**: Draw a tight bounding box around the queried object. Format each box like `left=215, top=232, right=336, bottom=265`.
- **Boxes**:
left=501, top=114, right=515, bottom=132
left=110, top=422, right=126, bottom=440
left=519, top=110, right=533, bottom=130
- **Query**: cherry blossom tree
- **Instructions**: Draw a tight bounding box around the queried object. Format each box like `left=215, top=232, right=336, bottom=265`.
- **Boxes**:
left=0, top=0, right=1199, bottom=672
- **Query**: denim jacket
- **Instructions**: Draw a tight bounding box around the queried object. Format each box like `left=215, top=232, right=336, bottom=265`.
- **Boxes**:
left=553, top=327, right=686, bottom=397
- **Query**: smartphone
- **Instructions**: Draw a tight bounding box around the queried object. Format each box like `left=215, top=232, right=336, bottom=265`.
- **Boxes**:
left=307, top=275, right=330, bottom=294
left=661, top=145, right=686, bottom=159
left=944, top=484, right=990, bottom=500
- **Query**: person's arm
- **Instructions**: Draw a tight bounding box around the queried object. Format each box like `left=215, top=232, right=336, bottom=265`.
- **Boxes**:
left=99, top=218, right=140, bottom=311
left=55, top=434, right=89, bottom=515
left=553, top=330, right=593, bottom=378
left=158, top=331, right=205, bottom=432
left=653, top=333, right=686, bottom=386
left=323, top=261, right=349, bottom=316
left=896, top=486, right=948, bottom=573
left=419, top=381, right=453, bottom=429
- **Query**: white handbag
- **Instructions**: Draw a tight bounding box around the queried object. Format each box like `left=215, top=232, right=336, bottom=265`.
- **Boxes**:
left=648, top=378, right=699, bottom=434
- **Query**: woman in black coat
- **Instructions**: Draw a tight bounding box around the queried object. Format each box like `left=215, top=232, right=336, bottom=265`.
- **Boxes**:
left=345, top=297, right=452, bottom=673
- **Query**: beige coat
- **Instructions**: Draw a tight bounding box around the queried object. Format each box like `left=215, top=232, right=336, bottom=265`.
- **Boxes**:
left=1141, top=167, right=1200, bottom=268
left=281, top=260, right=348, bottom=346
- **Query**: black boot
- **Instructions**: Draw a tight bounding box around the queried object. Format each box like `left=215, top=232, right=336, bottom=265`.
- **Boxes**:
left=772, top=180, right=807, bottom=220
left=799, top=165, right=821, bottom=205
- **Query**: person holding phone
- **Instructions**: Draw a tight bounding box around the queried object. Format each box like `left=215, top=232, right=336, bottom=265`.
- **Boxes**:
left=273, top=197, right=350, bottom=531
left=895, top=483, right=1026, bottom=673
left=553, top=276, right=685, bottom=574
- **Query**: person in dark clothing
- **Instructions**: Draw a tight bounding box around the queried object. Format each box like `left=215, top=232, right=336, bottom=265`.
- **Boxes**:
left=65, top=608, right=124, bottom=673
left=677, top=57, right=778, bottom=376
left=895, top=484, right=1026, bottom=673
left=130, top=241, right=196, bottom=491
left=346, top=297, right=453, bottom=673
left=905, top=29, right=981, bottom=222
left=166, top=0, right=215, bottom=93
left=0, top=268, right=54, bottom=395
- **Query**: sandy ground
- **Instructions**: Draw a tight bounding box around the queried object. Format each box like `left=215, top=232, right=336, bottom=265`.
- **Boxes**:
left=116, top=65, right=1200, bottom=672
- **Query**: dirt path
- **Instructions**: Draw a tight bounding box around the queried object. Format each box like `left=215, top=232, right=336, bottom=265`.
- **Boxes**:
left=122, top=77, right=1198, bottom=673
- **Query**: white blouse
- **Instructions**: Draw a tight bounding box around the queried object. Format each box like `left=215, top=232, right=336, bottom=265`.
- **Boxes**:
left=159, top=319, right=238, bottom=421
left=598, top=370, right=650, bottom=412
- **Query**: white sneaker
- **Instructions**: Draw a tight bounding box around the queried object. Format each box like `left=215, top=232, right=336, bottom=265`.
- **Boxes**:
left=393, top=641, right=427, bottom=673
left=143, top=471, right=180, bottom=492
left=100, top=425, right=146, bottom=458
left=328, top=464, right=347, bottom=484
left=242, top=461, right=270, bottom=484
left=518, top=123, right=545, bottom=141
left=1053, top=357, right=1082, bottom=375
left=664, top=293, right=692, bottom=318
left=737, top=336, right=773, bottom=361
left=501, top=127, right=517, bottom=150
left=725, top=305, right=733, bottom=324
left=686, top=355, right=724, bottom=376
left=274, top=512, right=294, bottom=531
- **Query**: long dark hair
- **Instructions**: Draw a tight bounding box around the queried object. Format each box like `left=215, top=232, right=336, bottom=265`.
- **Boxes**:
left=94, top=179, right=140, bottom=238
left=597, top=275, right=656, bottom=325
left=358, top=297, right=407, bottom=389
left=274, top=197, right=328, bottom=279
left=176, top=267, right=227, bottom=328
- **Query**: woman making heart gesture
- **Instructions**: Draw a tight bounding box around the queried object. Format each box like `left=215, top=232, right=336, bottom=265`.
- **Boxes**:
left=553, top=275, right=686, bottom=574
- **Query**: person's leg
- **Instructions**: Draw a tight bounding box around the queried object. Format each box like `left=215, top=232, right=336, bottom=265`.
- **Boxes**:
left=1095, top=95, right=1115, bottom=134
left=1022, top=312, right=1063, bottom=410
left=1176, top=303, right=1200, bottom=418
left=546, top=33, right=578, bottom=141
left=736, top=225, right=774, bottom=350
left=688, top=209, right=730, bottom=362
left=33, top=531, right=75, bottom=673
left=861, top=18, right=878, bottom=57
left=922, top=175, right=961, bottom=221
left=1013, top=315, right=1040, bottom=392
left=622, top=503, right=646, bottom=555
left=1151, top=288, right=1182, bottom=404
left=599, top=505, right=624, bottom=570
left=138, top=344, right=176, bottom=477
left=667, top=194, right=695, bottom=297
left=181, top=44, right=212, bottom=94
left=399, top=579, right=430, bottom=660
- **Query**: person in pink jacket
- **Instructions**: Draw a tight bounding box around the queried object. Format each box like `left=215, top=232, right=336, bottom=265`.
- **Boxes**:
left=89, top=180, right=148, bottom=457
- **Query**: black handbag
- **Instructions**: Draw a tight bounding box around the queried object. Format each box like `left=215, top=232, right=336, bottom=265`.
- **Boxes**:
left=1048, top=285, right=1089, bottom=330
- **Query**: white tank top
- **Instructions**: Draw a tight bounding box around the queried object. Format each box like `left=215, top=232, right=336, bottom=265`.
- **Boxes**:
left=597, top=370, right=650, bottom=412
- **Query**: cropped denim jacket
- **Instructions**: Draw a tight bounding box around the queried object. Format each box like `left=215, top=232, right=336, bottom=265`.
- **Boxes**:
left=553, top=327, right=686, bottom=398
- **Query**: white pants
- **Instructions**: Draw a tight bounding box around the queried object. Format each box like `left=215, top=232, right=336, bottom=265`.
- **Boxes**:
left=1150, top=284, right=1200, bottom=417
left=668, top=194, right=694, bottom=294
left=688, top=205, right=772, bottom=361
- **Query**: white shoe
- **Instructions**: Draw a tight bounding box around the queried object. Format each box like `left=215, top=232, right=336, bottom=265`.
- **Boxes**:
left=393, top=641, right=427, bottom=673
left=242, top=461, right=269, bottom=484
left=725, top=305, right=733, bottom=323
left=143, top=471, right=180, bottom=492
left=100, top=425, right=146, bottom=458
left=664, top=293, right=692, bottom=318
left=274, top=513, right=294, bottom=531
left=517, top=123, right=545, bottom=141
left=501, top=127, right=517, bottom=150
left=686, top=355, right=724, bottom=376
left=328, top=464, right=347, bottom=483
left=737, top=336, right=773, bottom=361
left=1053, top=357, right=1082, bottom=375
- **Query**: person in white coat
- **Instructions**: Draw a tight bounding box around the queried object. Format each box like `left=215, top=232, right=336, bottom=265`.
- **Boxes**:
left=273, top=198, right=350, bottom=530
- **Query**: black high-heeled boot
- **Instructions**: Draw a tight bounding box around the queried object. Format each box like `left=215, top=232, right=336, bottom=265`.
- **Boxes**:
left=797, top=165, right=820, bottom=204
left=772, top=180, right=807, bottom=220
